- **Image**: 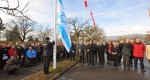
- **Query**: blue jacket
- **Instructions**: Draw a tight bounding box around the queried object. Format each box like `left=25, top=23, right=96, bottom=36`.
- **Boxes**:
left=26, top=50, right=36, bottom=58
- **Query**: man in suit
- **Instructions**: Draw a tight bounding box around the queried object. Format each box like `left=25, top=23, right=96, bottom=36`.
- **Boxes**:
left=85, top=42, right=91, bottom=64
left=98, top=42, right=105, bottom=65
left=79, top=42, right=85, bottom=64
left=43, top=37, right=55, bottom=74
left=89, top=40, right=96, bottom=66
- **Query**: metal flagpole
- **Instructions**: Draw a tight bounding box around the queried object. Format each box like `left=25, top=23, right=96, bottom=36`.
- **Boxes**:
left=53, top=0, right=57, bottom=69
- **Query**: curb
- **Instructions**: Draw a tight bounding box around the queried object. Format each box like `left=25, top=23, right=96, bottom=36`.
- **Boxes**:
left=51, top=61, right=79, bottom=80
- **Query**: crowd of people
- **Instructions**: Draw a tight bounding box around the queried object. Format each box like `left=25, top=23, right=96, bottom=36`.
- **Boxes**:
left=69, top=38, right=150, bottom=72
left=1, top=37, right=150, bottom=76
left=0, top=40, right=69, bottom=76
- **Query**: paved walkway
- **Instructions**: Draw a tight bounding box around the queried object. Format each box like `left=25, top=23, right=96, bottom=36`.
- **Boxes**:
left=0, top=62, right=44, bottom=80
left=57, top=62, right=150, bottom=80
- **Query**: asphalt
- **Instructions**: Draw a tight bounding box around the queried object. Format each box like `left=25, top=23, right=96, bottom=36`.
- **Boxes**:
left=57, top=60, right=150, bottom=80
left=0, top=62, right=44, bottom=80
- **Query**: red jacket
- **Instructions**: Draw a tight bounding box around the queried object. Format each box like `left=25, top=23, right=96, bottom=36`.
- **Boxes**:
left=133, top=43, right=146, bottom=57
left=8, top=48, right=18, bottom=57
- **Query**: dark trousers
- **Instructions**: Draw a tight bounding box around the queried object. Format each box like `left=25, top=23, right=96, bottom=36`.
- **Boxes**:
left=70, top=53, right=75, bottom=61
left=98, top=53, right=104, bottom=64
left=89, top=53, right=94, bottom=66
left=107, top=53, right=112, bottom=62
left=0, top=59, right=2, bottom=69
left=113, top=55, right=118, bottom=67
left=37, top=53, right=42, bottom=62
left=123, top=55, right=130, bottom=69
left=80, top=53, right=85, bottom=64
left=94, top=52, right=97, bottom=62
left=134, top=57, right=144, bottom=69
left=130, top=56, right=134, bottom=66
left=44, top=56, right=51, bottom=74
left=7, top=69, right=16, bottom=75
left=86, top=53, right=89, bottom=63
left=118, top=55, right=122, bottom=65
left=27, top=58, right=35, bottom=67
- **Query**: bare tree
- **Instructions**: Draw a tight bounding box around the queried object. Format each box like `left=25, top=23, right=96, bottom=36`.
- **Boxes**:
left=37, top=25, right=53, bottom=42
left=5, top=18, right=35, bottom=42
left=84, top=25, right=105, bottom=42
left=68, top=17, right=89, bottom=56
left=0, top=0, right=30, bottom=19
left=68, top=17, right=89, bottom=41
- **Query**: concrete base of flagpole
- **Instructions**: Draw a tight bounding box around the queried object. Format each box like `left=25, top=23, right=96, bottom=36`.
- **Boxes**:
left=50, top=61, right=79, bottom=80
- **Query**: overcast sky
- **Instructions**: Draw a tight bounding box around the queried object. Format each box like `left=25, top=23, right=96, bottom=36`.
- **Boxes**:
left=0, top=0, right=150, bottom=36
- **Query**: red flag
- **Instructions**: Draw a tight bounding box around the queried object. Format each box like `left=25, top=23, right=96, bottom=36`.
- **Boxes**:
left=84, top=0, right=88, bottom=7
left=90, top=10, right=96, bottom=28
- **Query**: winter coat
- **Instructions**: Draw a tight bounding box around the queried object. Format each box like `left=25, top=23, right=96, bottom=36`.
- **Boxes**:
left=121, top=43, right=132, bottom=56
left=43, top=41, right=55, bottom=56
left=133, top=43, right=145, bottom=58
left=26, top=50, right=36, bottom=58
left=79, top=43, right=85, bottom=55
left=3, top=58, right=22, bottom=72
left=146, top=45, right=150, bottom=60
left=8, top=48, right=18, bottom=57
left=112, top=45, right=120, bottom=59
left=97, top=44, right=105, bottom=55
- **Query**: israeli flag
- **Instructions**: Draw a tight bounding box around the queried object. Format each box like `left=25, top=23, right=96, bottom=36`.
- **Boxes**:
left=57, top=0, right=72, bottom=52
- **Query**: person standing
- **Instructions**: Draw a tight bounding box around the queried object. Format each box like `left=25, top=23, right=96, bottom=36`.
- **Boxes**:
left=1, top=44, right=9, bottom=69
left=146, top=44, right=150, bottom=65
left=86, top=42, right=91, bottom=64
left=130, top=39, right=134, bottom=67
left=97, top=42, right=105, bottom=65
left=70, top=41, right=76, bottom=61
left=106, top=41, right=113, bottom=65
left=118, top=41, right=123, bottom=66
left=16, top=42, right=23, bottom=59
left=121, top=39, right=132, bottom=70
left=90, top=40, right=96, bottom=66
left=43, top=37, right=55, bottom=74
left=133, top=38, right=146, bottom=71
left=112, top=42, right=120, bottom=67
left=21, top=43, right=28, bottom=67
left=36, top=43, right=43, bottom=63
left=79, top=42, right=85, bottom=64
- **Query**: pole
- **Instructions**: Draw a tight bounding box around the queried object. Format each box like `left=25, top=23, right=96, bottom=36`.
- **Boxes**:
left=83, top=2, right=86, bottom=44
left=53, top=0, right=57, bottom=69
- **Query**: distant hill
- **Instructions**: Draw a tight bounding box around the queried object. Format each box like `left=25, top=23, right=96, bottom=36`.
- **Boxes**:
left=105, top=34, right=146, bottom=40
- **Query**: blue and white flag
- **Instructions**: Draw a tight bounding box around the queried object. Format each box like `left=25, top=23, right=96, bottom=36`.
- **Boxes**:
left=57, top=0, right=72, bottom=52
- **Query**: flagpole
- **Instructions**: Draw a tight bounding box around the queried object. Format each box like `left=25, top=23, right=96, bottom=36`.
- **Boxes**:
left=53, top=0, right=57, bottom=69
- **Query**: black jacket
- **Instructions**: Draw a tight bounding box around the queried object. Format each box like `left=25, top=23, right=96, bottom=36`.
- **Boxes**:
left=43, top=41, right=55, bottom=56
left=98, top=44, right=105, bottom=55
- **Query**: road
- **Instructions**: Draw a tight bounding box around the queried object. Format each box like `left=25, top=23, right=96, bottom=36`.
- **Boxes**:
left=57, top=60, right=150, bottom=80
left=0, top=62, right=44, bottom=80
